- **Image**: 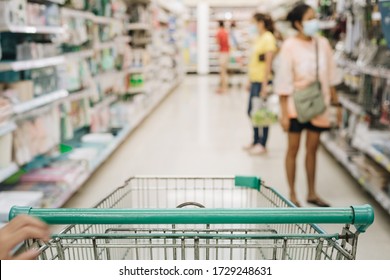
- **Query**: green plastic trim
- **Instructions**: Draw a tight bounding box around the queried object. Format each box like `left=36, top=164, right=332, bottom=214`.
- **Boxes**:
left=235, top=176, right=261, bottom=191
left=9, top=205, right=374, bottom=232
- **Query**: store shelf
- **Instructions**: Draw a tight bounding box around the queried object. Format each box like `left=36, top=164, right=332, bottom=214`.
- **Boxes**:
left=0, top=122, right=16, bottom=137
left=127, top=23, right=151, bottom=31
left=339, top=95, right=364, bottom=115
left=0, top=56, right=65, bottom=72
left=92, top=95, right=118, bottom=111
left=41, top=0, right=66, bottom=4
left=338, top=59, right=390, bottom=79
left=0, top=163, right=19, bottom=184
left=61, top=8, right=123, bottom=25
left=0, top=24, right=65, bottom=34
left=359, top=144, right=390, bottom=173
left=321, top=133, right=390, bottom=215
left=13, top=90, right=69, bottom=115
left=63, top=88, right=93, bottom=103
left=50, top=79, right=181, bottom=208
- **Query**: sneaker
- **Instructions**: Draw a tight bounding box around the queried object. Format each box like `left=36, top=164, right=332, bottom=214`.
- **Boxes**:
left=248, top=144, right=266, bottom=155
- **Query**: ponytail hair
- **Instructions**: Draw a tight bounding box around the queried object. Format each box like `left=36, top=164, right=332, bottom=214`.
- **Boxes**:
left=253, top=13, right=275, bottom=34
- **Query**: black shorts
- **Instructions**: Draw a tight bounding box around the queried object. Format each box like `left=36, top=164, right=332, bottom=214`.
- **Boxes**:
left=289, top=119, right=330, bottom=133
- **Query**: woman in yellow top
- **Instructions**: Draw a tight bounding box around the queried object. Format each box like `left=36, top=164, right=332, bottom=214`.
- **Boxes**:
left=244, top=13, right=277, bottom=155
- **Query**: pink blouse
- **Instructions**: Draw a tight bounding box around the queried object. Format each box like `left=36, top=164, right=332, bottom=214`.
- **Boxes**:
left=274, top=36, right=341, bottom=128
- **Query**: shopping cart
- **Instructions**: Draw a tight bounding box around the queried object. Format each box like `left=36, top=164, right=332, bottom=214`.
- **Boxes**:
left=9, top=176, right=374, bottom=260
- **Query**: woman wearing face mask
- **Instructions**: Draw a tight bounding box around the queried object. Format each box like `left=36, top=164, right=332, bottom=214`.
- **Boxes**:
left=244, top=13, right=277, bottom=155
left=274, top=4, right=341, bottom=207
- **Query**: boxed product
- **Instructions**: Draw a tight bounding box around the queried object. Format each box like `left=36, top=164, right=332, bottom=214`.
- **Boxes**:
left=0, top=132, right=13, bottom=169
left=7, top=80, right=34, bottom=102
left=0, top=0, right=27, bottom=27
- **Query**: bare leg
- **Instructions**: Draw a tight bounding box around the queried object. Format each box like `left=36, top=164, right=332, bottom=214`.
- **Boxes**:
left=305, top=130, right=329, bottom=206
left=286, top=132, right=302, bottom=205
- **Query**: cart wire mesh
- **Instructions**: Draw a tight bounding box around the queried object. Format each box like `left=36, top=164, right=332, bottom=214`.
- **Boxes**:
left=11, top=176, right=374, bottom=260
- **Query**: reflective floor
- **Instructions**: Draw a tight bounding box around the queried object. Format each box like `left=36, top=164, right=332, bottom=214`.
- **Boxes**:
left=65, top=75, right=390, bottom=259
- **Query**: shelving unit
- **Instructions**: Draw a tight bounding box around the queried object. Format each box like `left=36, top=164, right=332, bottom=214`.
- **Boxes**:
left=321, top=1, right=390, bottom=215
left=0, top=0, right=185, bottom=216
left=321, top=133, right=390, bottom=215
left=0, top=56, right=65, bottom=72
left=0, top=25, right=65, bottom=34
left=46, top=78, right=181, bottom=209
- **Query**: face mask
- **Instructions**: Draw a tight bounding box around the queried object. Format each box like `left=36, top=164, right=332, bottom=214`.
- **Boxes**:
left=303, top=19, right=320, bottom=37
left=248, top=24, right=258, bottom=36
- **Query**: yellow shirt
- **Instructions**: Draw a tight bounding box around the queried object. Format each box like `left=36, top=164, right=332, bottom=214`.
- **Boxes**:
left=248, top=31, right=277, bottom=83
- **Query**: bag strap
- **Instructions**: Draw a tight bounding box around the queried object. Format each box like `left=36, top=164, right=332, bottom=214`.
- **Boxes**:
left=315, top=38, right=319, bottom=82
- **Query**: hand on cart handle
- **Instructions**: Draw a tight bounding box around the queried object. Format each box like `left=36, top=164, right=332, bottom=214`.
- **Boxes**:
left=0, top=215, right=50, bottom=260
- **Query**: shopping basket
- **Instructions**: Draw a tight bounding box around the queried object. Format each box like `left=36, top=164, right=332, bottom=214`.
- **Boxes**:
left=9, top=176, right=374, bottom=260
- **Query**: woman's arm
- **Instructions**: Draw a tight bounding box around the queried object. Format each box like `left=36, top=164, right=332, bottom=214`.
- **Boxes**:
left=261, top=51, right=274, bottom=98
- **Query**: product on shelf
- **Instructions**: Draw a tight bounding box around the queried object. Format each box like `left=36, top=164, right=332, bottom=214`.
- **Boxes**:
left=0, top=0, right=185, bottom=210
left=13, top=108, right=61, bottom=165
left=0, top=0, right=27, bottom=28
left=0, top=132, right=13, bottom=169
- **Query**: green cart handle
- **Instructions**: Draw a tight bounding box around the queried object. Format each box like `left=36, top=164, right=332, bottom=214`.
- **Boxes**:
left=9, top=205, right=374, bottom=233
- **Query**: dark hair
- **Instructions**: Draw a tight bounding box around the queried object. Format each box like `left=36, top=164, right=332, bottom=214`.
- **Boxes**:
left=253, top=13, right=274, bottom=33
left=218, top=20, right=225, bottom=28
left=230, top=21, right=236, bottom=28
left=286, top=3, right=312, bottom=30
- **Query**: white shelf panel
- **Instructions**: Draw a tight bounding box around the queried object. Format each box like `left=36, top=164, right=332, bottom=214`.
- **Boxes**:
left=0, top=56, right=65, bottom=72
left=339, top=96, right=364, bottom=115
left=63, top=88, right=92, bottom=103
left=13, top=90, right=69, bottom=115
left=91, top=95, right=118, bottom=111
left=321, top=133, right=390, bottom=215
left=0, top=24, right=65, bottom=34
left=0, top=122, right=16, bottom=137
left=362, top=145, right=390, bottom=173
left=338, top=59, right=390, bottom=79
left=0, top=163, right=19, bottom=184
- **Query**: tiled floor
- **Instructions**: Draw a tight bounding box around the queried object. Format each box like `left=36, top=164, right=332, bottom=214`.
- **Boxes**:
left=65, top=75, right=390, bottom=259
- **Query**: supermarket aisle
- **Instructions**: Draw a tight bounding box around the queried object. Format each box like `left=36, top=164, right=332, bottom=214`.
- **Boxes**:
left=65, top=75, right=390, bottom=259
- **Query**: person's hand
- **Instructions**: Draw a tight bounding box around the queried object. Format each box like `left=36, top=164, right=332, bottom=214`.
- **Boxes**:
left=280, top=115, right=290, bottom=132
left=0, top=215, right=50, bottom=260
left=260, top=86, right=268, bottom=99
left=246, top=82, right=251, bottom=92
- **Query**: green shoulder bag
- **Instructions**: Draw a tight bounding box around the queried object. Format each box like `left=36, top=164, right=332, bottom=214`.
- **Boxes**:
left=293, top=39, right=326, bottom=123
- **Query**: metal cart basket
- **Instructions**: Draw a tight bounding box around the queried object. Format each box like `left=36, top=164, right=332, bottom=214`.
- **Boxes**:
left=10, top=176, right=374, bottom=260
